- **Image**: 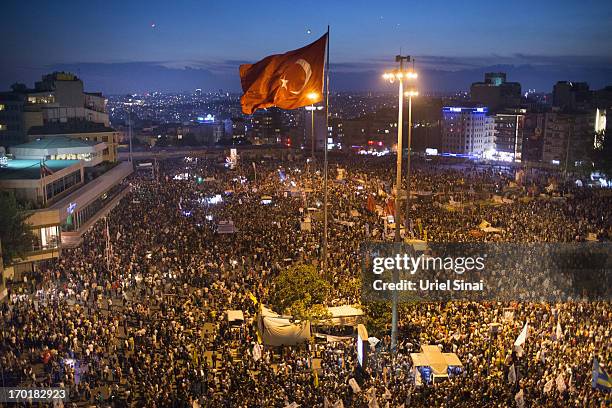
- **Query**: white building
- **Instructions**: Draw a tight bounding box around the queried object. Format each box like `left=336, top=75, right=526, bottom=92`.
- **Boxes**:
left=10, top=136, right=107, bottom=167
left=441, top=107, right=494, bottom=157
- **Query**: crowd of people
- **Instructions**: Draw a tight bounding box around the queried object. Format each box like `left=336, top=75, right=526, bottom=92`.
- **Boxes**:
left=1, top=152, right=610, bottom=407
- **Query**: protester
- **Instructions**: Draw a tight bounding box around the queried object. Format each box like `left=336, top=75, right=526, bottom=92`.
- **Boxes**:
left=1, top=154, right=609, bottom=407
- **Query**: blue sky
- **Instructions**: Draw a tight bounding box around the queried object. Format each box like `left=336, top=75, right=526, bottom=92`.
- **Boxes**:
left=1, top=0, right=611, bottom=93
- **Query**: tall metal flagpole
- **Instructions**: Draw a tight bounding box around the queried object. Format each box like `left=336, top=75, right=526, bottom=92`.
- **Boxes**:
left=322, top=26, right=330, bottom=276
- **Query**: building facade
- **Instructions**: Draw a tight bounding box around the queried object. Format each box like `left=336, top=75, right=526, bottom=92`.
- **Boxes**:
left=0, top=72, right=111, bottom=147
left=470, top=72, right=521, bottom=112
left=441, top=107, right=494, bottom=157
left=490, top=112, right=525, bottom=162
left=542, top=111, right=596, bottom=168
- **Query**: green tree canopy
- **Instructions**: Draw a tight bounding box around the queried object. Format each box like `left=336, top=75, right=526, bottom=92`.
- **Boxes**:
left=363, top=301, right=391, bottom=338
left=269, top=263, right=331, bottom=321
left=0, top=192, right=35, bottom=265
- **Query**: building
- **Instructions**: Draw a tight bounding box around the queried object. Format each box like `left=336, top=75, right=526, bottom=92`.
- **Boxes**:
left=328, top=116, right=344, bottom=151
left=10, top=136, right=108, bottom=167
left=522, top=112, right=546, bottom=163
left=0, top=158, right=84, bottom=206
left=470, top=72, right=521, bottom=112
left=0, top=92, right=27, bottom=146
left=0, top=72, right=110, bottom=147
left=441, top=106, right=494, bottom=157
left=342, top=108, right=398, bottom=152
left=489, top=111, right=525, bottom=162
left=542, top=111, right=596, bottom=168
left=181, top=122, right=225, bottom=146
left=229, top=117, right=247, bottom=144
left=304, top=107, right=326, bottom=151
left=552, top=81, right=591, bottom=111
left=0, top=135, right=132, bottom=274
left=251, top=108, right=283, bottom=144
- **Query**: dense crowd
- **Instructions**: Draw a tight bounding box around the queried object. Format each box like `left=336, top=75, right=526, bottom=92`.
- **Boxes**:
left=1, top=153, right=610, bottom=407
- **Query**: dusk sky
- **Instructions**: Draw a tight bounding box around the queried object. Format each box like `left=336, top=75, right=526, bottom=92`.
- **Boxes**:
left=2, top=0, right=611, bottom=94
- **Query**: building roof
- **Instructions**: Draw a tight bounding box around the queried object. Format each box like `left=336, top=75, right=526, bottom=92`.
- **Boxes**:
left=0, top=159, right=79, bottom=180
left=14, top=136, right=101, bottom=150
left=28, top=121, right=115, bottom=136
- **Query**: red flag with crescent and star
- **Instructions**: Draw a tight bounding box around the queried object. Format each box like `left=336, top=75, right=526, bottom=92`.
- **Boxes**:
left=239, top=33, right=327, bottom=115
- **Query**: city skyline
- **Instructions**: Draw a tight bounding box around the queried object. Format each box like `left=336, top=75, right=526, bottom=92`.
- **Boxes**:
left=1, top=0, right=611, bottom=94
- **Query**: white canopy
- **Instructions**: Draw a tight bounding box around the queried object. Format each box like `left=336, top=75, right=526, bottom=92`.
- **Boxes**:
left=259, top=306, right=311, bottom=346
left=227, top=310, right=244, bottom=322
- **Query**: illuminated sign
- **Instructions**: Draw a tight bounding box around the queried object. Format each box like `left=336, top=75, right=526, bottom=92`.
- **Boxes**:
left=197, top=114, right=215, bottom=123
left=443, top=107, right=489, bottom=114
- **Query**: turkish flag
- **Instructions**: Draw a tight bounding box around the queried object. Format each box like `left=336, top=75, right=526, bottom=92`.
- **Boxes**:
left=239, top=33, right=327, bottom=114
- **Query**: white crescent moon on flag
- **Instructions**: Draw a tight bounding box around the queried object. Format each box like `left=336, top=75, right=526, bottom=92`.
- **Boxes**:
left=290, top=59, right=312, bottom=95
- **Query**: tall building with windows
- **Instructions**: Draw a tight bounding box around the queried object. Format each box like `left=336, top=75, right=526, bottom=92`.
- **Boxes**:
left=470, top=72, right=521, bottom=112
left=0, top=73, right=131, bottom=276
left=552, top=81, right=591, bottom=111
left=0, top=72, right=110, bottom=147
left=0, top=92, right=27, bottom=146
left=542, top=111, right=596, bottom=168
left=441, top=106, right=494, bottom=157
left=250, top=108, right=283, bottom=145
left=490, top=111, right=525, bottom=162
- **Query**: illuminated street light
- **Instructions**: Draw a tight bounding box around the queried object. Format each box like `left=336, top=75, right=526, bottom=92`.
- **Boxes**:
left=306, top=92, right=321, bottom=159
left=382, top=55, right=417, bottom=354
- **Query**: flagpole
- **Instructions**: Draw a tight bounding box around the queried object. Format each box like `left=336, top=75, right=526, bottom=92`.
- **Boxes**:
left=322, top=25, right=330, bottom=277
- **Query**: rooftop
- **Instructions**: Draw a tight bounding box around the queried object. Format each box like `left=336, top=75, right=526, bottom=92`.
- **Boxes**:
left=14, top=136, right=101, bottom=150
left=28, top=121, right=115, bottom=136
left=0, top=159, right=79, bottom=180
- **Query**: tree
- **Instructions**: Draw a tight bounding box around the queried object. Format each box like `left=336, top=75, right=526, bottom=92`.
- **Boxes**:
left=269, top=264, right=331, bottom=321
left=363, top=301, right=391, bottom=338
left=0, top=192, right=35, bottom=265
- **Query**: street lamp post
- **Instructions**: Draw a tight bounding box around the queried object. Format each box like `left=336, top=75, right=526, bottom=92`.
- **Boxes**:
left=306, top=92, right=321, bottom=160
left=404, top=89, right=418, bottom=239
left=383, top=56, right=417, bottom=353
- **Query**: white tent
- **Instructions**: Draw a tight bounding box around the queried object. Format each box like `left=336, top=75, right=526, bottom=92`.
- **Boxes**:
left=258, top=307, right=311, bottom=346
left=227, top=310, right=244, bottom=323
left=324, top=305, right=364, bottom=326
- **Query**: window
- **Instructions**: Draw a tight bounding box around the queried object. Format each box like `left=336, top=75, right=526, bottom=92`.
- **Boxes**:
left=0, top=104, right=4, bottom=110
left=0, top=124, right=6, bottom=131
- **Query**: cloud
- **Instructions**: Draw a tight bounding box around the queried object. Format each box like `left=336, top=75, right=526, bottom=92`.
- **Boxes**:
left=1, top=55, right=610, bottom=95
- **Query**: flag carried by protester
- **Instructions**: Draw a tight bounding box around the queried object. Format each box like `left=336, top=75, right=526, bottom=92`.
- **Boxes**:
left=556, top=373, right=567, bottom=393
left=555, top=321, right=563, bottom=341
left=348, top=378, right=361, bottom=393
left=239, top=33, right=327, bottom=114
left=514, top=388, right=525, bottom=408
left=592, top=357, right=611, bottom=392
left=508, top=364, right=517, bottom=385
left=514, top=322, right=528, bottom=357
left=543, top=378, right=554, bottom=394
left=252, top=343, right=262, bottom=362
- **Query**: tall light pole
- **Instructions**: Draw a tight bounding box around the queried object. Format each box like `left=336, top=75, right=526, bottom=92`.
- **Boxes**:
left=383, top=56, right=417, bottom=353
left=404, top=89, right=418, bottom=239
left=306, top=92, right=322, bottom=160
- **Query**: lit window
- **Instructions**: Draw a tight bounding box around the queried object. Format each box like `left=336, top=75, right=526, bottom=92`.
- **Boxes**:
left=0, top=104, right=4, bottom=110
left=0, top=124, right=6, bottom=131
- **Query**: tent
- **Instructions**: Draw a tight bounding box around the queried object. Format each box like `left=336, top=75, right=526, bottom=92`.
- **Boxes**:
left=323, top=305, right=364, bottom=326
left=258, top=307, right=311, bottom=346
left=479, top=220, right=503, bottom=233
left=411, top=345, right=463, bottom=384
left=227, top=310, right=244, bottom=323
